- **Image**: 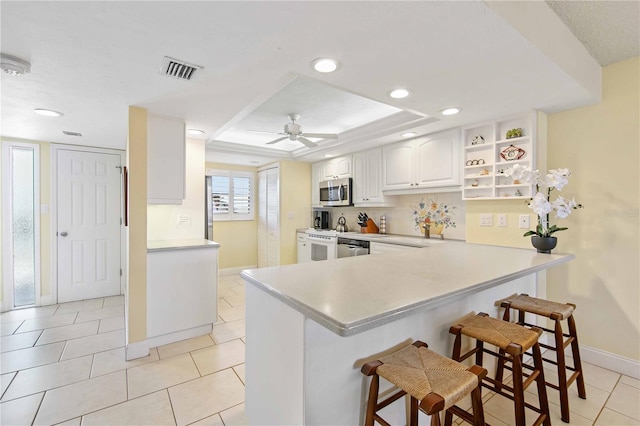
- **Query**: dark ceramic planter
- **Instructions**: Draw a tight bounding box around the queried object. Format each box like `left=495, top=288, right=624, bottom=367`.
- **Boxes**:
left=531, top=236, right=557, bottom=254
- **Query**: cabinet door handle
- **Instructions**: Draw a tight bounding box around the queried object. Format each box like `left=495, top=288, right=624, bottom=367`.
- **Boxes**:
left=60, top=231, right=68, bottom=237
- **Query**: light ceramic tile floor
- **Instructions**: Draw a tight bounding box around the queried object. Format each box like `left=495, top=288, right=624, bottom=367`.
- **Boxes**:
left=1, top=275, right=248, bottom=425
left=1, top=274, right=638, bottom=425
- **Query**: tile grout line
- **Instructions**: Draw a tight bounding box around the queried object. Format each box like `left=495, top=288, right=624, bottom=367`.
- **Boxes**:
left=166, top=388, right=179, bottom=426
left=29, top=390, right=46, bottom=426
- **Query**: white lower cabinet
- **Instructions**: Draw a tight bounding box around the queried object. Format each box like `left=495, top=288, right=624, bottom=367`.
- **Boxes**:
left=383, top=129, right=461, bottom=192
left=297, top=232, right=311, bottom=263
left=147, top=245, right=218, bottom=340
left=369, top=242, right=420, bottom=255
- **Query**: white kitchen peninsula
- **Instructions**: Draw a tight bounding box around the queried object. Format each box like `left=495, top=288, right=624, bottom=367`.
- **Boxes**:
left=146, top=239, right=219, bottom=349
left=241, top=242, right=573, bottom=425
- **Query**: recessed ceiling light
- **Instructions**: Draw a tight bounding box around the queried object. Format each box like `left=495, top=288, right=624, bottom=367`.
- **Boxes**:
left=34, top=108, right=63, bottom=117
left=249, top=161, right=260, bottom=164
left=311, top=58, right=339, bottom=73
left=389, top=89, right=411, bottom=99
left=402, top=132, right=417, bottom=138
left=440, top=107, right=460, bottom=116
left=324, top=154, right=335, bottom=158
left=187, top=129, right=205, bottom=135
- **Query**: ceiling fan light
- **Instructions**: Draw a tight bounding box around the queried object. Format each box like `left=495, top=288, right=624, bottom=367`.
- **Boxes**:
left=389, top=88, right=410, bottom=99
left=402, top=132, right=417, bottom=138
left=34, top=108, right=63, bottom=117
left=440, top=107, right=461, bottom=116
left=311, top=58, right=339, bottom=73
left=1, top=53, right=31, bottom=76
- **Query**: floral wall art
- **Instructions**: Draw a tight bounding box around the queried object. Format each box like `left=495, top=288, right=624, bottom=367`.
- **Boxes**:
left=411, top=198, right=457, bottom=237
left=330, top=192, right=466, bottom=240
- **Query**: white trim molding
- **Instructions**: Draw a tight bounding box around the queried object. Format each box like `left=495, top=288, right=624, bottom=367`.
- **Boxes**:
left=580, top=344, right=640, bottom=380
left=220, top=265, right=257, bottom=276
left=126, top=324, right=213, bottom=361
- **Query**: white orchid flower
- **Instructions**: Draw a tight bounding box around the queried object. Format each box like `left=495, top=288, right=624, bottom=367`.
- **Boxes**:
left=530, top=192, right=552, bottom=216
left=552, top=196, right=573, bottom=218
left=546, top=168, right=571, bottom=190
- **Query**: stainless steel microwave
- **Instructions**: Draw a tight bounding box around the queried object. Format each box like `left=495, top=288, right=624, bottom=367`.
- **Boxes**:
left=319, top=178, right=352, bottom=207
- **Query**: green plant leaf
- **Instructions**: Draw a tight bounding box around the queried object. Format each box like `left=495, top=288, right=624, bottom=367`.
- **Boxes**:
left=523, top=230, right=537, bottom=237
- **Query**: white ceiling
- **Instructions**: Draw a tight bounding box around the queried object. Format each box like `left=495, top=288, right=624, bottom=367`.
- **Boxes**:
left=1, top=1, right=637, bottom=166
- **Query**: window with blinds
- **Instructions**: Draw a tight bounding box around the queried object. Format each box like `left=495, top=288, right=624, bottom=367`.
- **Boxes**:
left=208, top=170, right=254, bottom=221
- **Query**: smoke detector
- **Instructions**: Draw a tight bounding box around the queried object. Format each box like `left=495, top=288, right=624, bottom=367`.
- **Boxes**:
left=159, top=56, right=202, bottom=81
left=1, top=53, right=31, bottom=76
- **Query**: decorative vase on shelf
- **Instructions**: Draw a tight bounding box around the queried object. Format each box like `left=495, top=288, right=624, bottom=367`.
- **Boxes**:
left=531, top=236, right=557, bottom=254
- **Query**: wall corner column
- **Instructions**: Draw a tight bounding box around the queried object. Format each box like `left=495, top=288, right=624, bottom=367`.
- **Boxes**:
left=126, top=106, right=148, bottom=354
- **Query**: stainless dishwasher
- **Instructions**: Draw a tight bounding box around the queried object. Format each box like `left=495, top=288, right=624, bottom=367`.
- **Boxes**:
left=337, top=237, right=370, bottom=258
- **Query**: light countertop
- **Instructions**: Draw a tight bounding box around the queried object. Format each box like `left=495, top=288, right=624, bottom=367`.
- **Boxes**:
left=241, top=242, right=573, bottom=336
left=335, top=232, right=449, bottom=247
left=147, top=239, right=220, bottom=252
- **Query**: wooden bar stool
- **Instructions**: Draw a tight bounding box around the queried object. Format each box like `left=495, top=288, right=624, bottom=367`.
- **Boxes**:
left=448, top=312, right=551, bottom=426
left=497, top=294, right=587, bottom=423
left=361, top=341, right=487, bottom=426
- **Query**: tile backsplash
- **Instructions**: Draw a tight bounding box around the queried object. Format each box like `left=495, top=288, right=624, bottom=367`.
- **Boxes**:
left=325, top=191, right=466, bottom=241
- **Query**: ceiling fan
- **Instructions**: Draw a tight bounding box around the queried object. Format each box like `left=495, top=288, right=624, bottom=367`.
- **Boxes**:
left=249, top=113, right=338, bottom=148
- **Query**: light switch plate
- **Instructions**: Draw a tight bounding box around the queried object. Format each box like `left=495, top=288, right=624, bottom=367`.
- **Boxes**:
left=498, top=214, right=507, bottom=227
left=519, top=214, right=530, bottom=229
left=480, top=214, right=492, bottom=226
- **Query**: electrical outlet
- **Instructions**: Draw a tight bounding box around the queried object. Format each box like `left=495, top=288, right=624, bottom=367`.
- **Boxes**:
left=480, top=214, right=492, bottom=226
left=519, top=214, right=530, bottom=229
left=177, top=214, right=191, bottom=225
left=498, top=214, right=507, bottom=227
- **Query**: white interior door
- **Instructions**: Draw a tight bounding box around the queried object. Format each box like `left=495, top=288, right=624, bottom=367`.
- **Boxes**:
left=257, top=167, right=279, bottom=267
left=57, top=149, right=122, bottom=303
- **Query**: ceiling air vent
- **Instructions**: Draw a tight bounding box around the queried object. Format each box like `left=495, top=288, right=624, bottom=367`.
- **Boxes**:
left=62, top=131, right=82, bottom=137
left=160, top=56, right=202, bottom=81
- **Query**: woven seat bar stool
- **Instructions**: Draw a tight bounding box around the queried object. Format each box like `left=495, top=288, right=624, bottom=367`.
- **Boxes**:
left=448, top=312, right=551, bottom=426
left=360, top=341, right=487, bottom=426
left=496, top=294, right=587, bottom=423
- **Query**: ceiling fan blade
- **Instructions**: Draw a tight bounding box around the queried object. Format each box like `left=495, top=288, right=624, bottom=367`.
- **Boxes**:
left=266, top=136, right=289, bottom=145
left=297, top=136, right=318, bottom=148
left=302, top=133, right=338, bottom=139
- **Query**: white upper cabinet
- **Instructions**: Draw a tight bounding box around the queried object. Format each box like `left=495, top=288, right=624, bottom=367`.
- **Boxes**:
left=147, top=114, right=185, bottom=204
left=383, top=129, right=461, bottom=192
left=382, top=141, right=415, bottom=189
left=352, top=148, right=390, bottom=206
left=322, top=155, right=352, bottom=180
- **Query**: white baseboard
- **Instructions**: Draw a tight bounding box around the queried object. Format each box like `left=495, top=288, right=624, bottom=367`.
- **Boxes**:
left=220, top=265, right=257, bottom=276
left=126, top=339, right=150, bottom=361
left=39, top=294, right=55, bottom=306
left=580, top=344, right=640, bottom=379
left=126, top=324, right=213, bottom=361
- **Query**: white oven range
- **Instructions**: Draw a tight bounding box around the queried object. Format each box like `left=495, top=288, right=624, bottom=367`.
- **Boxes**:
left=305, top=229, right=337, bottom=261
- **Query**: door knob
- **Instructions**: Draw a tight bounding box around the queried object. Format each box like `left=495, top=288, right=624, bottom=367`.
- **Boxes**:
left=60, top=232, right=68, bottom=237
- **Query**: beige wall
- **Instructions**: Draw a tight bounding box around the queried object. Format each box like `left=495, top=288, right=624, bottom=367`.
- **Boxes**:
left=462, top=58, right=639, bottom=362
left=205, top=162, right=258, bottom=270
left=127, top=106, right=148, bottom=343
left=546, top=57, right=639, bottom=361
left=148, top=138, right=205, bottom=241
left=0, top=138, right=52, bottom=304
left=279, top=161, right=311, bottom=265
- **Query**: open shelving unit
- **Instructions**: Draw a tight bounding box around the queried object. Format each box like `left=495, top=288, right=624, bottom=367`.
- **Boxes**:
left=462, top=113, right=536, bottom=200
